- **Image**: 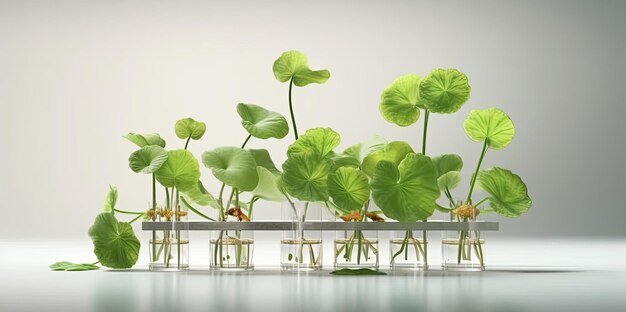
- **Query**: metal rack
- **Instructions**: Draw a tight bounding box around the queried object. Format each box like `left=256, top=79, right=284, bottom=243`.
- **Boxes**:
left=142, top=221, right=499, bottom=231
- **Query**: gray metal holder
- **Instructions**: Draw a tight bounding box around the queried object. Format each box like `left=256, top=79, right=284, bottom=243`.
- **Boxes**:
left=142, top=221, right=499, bottom=231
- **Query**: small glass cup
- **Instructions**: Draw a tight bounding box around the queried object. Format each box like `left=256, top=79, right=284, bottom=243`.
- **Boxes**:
left=210, top=230, right=254, bottom=271
left=334, top=229, right=379, bottom=269
left=442, top=201, right=485, bottom=271
left=148, top=204, right=189, bottom=271
left=281, top=202, right=323, bottom=271
left=389, top=230, right=428, bottom=270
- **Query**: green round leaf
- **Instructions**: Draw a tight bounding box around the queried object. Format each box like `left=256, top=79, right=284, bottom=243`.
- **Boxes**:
left=328, top=167, right=371, bottom=211
left=102, top=185, right=118, bottom=213
left=88, top=213, right=140, bottom=269
left=248, top=149, right=280, bottom=174
left=371, top=153, right=440, bottom=222
left=287, top=127, right=340, bottom=158
left=123, top=133, right=166, bottom=148
left=342, top=135, right=388, bottom=165
left=362, top=141, right=414, bottom=177
left=155, top=149, right=201, bottom=192
left=273, top=50, right=330, bottom=87
left=379, top=74, right=422, bottom=127
left=419, top=69, right=470, bottom=114
left=437, top=171, right=461, bottom=191
left=128, top=146, right=169, bottom=174
left=175, top=117, right=206, bottom=140
left=50, top=261, right=100, bottom=271
left=181, top=181, right=219, bottom=209
left=252, top=166, right=286, bottom=202
left=202, top=147, right=259, bottom=191
left=463, top=108, right=515, bottom=150
left=477, top=167, right=532, bottom=217
left=237, top=103, right=289, bottom=139
left=432, top=154, right=463, bottom=177
left=281, top=153, right=332, bottom=202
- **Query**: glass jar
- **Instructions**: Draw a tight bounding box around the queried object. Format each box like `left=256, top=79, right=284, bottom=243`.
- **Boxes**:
left=442, top=201, right=485, bottom=271
left=210, top=229, right=254, bottom=271
left=334, top=228, right=379, bottom=269
left=281, top=202, right=324, bottom=271
left=389, top=229, right=428, bottom=270
left=149, top=204, right=189, bottom=271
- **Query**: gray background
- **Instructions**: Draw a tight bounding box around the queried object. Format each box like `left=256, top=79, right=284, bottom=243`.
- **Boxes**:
left=1, top=0, right=625, bottom=238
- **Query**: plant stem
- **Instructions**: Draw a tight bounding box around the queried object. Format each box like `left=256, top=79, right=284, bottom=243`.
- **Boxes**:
left=466, top=139, right=489, bottom=203
left=241, top=134, right=252, bottom=149
left=474, top=197, right=489, bottom=208
left=129, top=213, right=145, bottom=224
left=390, top=231, right=409, bottom=264
left=248, top=197, right=257, bottom=219
left=175, top=187, right=181, bottom=269
left=113, top=209, right=143, bottom=215
left=419, top=112, right=430, bottom=266
left=288, top=78, right=298, bottom=140
left=422, top=110, right=430, bottom=155
left=152, top=173, right=156, bottom=262
left=180, top=196, right=216, bottom=221
left=218, top=183, right=226, bottom=220
left=184, top=136, right=191, bottom=150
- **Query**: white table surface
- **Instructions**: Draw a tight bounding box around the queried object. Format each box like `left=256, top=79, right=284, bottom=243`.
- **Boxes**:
left=2, top=236, right=625, bottom=312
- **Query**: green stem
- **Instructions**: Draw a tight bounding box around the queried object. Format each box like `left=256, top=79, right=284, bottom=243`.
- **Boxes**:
left=129, top=213, right=145, bottom=224
left=474, top=197, right=489, bottom=208
left=241, top=134, right=252, bottom=149
left=180, top=196, right=216, bottom=221
left=151, top=173, right=156, bottom=263
left=288, top=78, right=298, bottom=140
left=444, top=187, right=455, bottom=207
left=175, top=187, right=181, bottom=268
left=248, top=197, right=257, bottom=219
left=113, top=209, right=143, bottom=215
left=466, top=139, right=489, bottom=203
left=165, top=187, right=170, bottom=209
left=357, top=230, right=363, bottom=265
left=390, top=231, right=409, bottom=264
left=422, top=110, right=430, bottom=155
left=218, top=183, right=226, bottom=220
left=184, top=136, right=191, bottom=150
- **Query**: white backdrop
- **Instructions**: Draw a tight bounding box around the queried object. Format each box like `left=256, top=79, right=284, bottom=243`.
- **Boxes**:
left=1, top=0, right=625, bottom=239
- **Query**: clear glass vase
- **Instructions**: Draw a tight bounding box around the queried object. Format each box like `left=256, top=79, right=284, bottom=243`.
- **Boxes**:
left=389, top=230, right=428, bottom=270
left=442, top=201, right=485, bottom=271
left=148, top=206, right=189, bottom=271
left=210, top=230, right=254, bottom=271
left=334, top=229, right=379, bottom=269
left=281, top=202, right=323, bottom=271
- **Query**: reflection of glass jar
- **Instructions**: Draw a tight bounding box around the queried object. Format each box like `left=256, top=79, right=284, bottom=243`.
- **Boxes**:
left=281, top=202, right=323, bottom=271
left=149, top=204, right=189, bottom=271
left=389, top=230, right=428, bottom=270
left=334, top=227, right=379, bottom=270
left=442, top=201, right=485, bottom=271
left=210, top=230, right=254, bottom=271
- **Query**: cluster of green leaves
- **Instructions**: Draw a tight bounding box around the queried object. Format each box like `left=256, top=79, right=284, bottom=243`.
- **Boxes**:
left=431, top=108, right=531, bottom=217
left=379, top=69, right=471, bottom=127
left=377, top=68, right=532, bottom=219
left=71, top=51, right=534, bottom=273
left=182, top=104, right=289, bottom=215
left=461, top=108, right=531, bottom=216
left=280, top=129, right=442, bottom=222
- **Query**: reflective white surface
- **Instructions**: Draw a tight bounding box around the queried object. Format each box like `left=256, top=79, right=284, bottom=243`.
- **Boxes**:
left=2, top=237, right=625, bottom=311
